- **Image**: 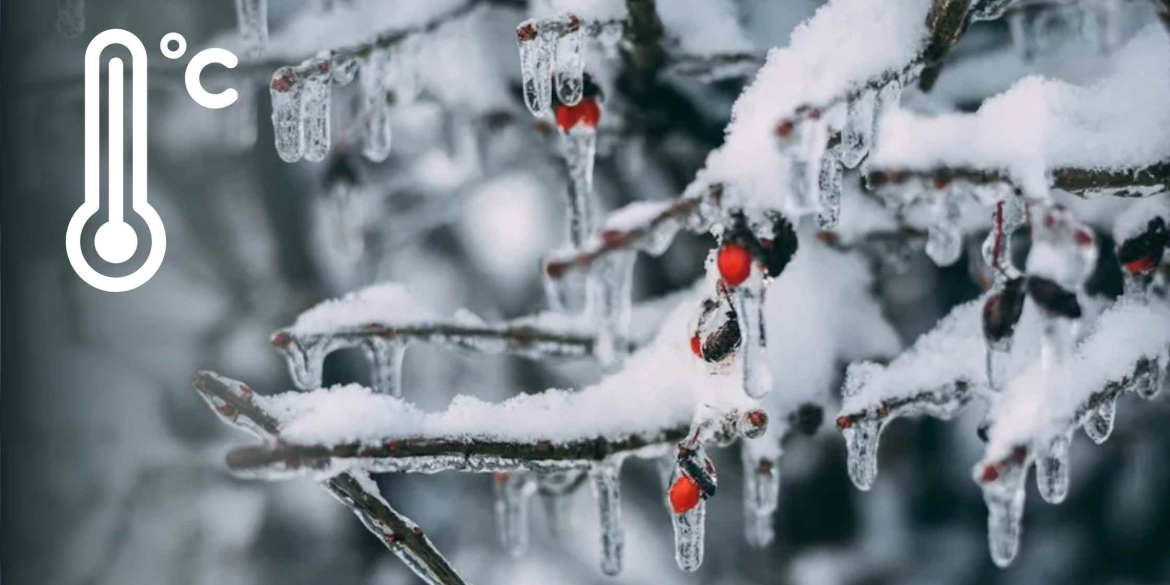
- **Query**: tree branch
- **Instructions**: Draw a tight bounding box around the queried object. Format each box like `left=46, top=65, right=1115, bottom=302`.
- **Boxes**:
left=867, top=160, right=1170, bottom=199
left=193, top=372, right=468, bottom=585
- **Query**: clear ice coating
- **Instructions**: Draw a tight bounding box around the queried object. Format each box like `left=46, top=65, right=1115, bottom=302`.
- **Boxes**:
left=494, top=473, right=537, bottom=558
left=733, top=277, right=772, bottom=398
left=234, top=0, right=269, bottom=58
left=279, top=337, right=334, bottom=390
left=56, top=0, right=84, bottom=36
left=1036, top=431, right=1072, bottom=504
left=741, top=446, right=780, bottom=548
left=865, top=78, right=902, bottom=173
left=271, top=67, right=306, bottom=163
left=590, top=461, right=624, bottom=576
left=671, top=497, right=706, bottom=571
left=788, top=119, right=828, bottom=215
left=361, top=51, right=393, bottom=163
left=518, top=21, right=555, bottom=117
left=591, top=251, right=636, bottom=369
left=844, top=420, right=881, bottom=490
left=1133, top=356, right=1163, bottom=399
left=1083, top=395, right=1117, bottom=444
left=840, top=89, right=875, bottom=169
left=538, top=471, right=582, bottom=538
left=978, top=459, right=1028, bottom=567
left=302, top=61, right=333, bottom=162
left=562, top=128, right=597, bottom=248
left=981, top=198, right=1025, bottom=280
left=554, top=17, right=585, bottom=106
left=925, top=192, right=963, bottom=266
left=363, top=337, right=408, bottom=397
left=816, top=141, right=844, bottom=228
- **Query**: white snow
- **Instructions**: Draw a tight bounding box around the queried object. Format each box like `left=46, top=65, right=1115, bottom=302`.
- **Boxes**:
left=871, top=24, right=1170, bottom=197
left=289, top=282, right=440, bottom=334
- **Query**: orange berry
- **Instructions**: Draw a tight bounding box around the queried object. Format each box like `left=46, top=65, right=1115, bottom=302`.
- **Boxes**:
left=690, top=335, right=702, bottom=358
left=554, top=98, right=601, bottom=132
left=717, top=242, right=752, bottom=286
left=669, top=475, right=702, bottom=514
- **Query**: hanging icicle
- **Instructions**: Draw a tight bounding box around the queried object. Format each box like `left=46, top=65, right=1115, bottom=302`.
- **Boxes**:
left=976, top=451, right=1030, bottom=568
left=302, top=59, right=334, bottom=162
left=816, top=133, right=844, bottom=228
left=554, top=15, right=585, bottom=106
left=741, top=443, right=780, bottom=548
left=363, top=337, right=408, bottom=397
left=590, top=250, right=636, bottom=369
left=590, top=460, right=624, bottom=576
left=234, top=0, right=269, bottom=58
left=271, top=67, right=307, bottom=162
left=493, top=472, right=537, bottom=558
left=361, top=50, right=394, bottom=163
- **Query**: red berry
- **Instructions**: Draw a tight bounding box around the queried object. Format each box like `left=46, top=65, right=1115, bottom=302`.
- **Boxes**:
left=835, top=415, right=853, bottom=430
left=1124, top=255, right=1159, bottom=274
left=689, top=335, right=702, bottom=358
left=554, top=98, right=601, bottom=132
left=1074, top=229, right=1094, bottom=246
left=717, top=242, right=753, bottom=286
left=669, top=475, right=702, bottom=514
left=776, top=119, right=794, bottom=138
left=980, top=464, right=999, bottom=483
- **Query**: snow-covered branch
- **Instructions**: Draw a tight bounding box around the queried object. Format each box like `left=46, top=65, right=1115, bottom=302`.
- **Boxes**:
left=193, top=371, right=468, bottom=585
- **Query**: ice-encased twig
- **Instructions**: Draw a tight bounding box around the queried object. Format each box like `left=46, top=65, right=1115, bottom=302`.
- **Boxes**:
left=192, top=372, right=468, bottom=585
left=866, top=161, right=1170, bottom=201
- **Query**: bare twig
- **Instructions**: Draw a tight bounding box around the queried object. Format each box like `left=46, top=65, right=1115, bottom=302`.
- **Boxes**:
left=193, top=372, right=468, bottom=585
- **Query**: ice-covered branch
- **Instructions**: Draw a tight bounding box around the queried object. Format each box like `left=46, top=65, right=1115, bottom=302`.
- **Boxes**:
left=193, top=371, right=468, bottom=585
left=866, top=160, right=1170, bottom=200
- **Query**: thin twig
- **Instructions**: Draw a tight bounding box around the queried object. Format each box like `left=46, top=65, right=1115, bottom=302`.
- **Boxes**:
left=867, top=160, right=1170, bottom=199
left=193, top=371, right=468, bottom=585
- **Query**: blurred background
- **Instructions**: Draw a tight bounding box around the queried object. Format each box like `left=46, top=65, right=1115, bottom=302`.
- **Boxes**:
left=4, top=0, right=1170, bottom=584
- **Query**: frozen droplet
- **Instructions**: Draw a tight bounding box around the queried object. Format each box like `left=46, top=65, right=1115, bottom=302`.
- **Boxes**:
left=733, top=278, right=772, bottom=398
left=926, top=194, right=962, bottom=266
left=671, top=500, right=705, bottom=571
left=1083, top=395, right=1117, bottom=444
left=977, top=458, right=1028, bottom=568
left=1036, top=432, right=1071, bottom=504
left=816, top=143, right=844, bottom=228
left=844, top=420, right=881, bottom=490
left=360, top=52, right=393, bottom=162
left=278, top=337, right=332, bottom=390
left=840, top=89, right=875, bottom=169
left=234, top=0, right=268, bottom=58
left=518, top=21, right=555, bottom=117
left=554, top=18, right=585, bottom=106
left=741, top=447, right=779, bottom=548
left=494, top=473, right=537, bottom=558
left=363, top=337, right=408, bottom=397
left=302, top=63, right=333, bottom=162
left=270, top=67, right=306, bottom=162
left=561, top=128, right=596, bottom=248
left=1132, top=356, right=1162, bottom=399
left=591, top=251, right=636, bottom=369
left=331, top=56, right=358, bottom=86
left=56, top=0, right=84, bottom=36
left=590, top=461, right=624, bottom=576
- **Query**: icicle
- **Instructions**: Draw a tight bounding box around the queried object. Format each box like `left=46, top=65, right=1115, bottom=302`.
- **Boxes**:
left=361, top=51, right=393, bottom=163
left=978, top=457, right=1028, bottom=568
left=787, top=118, right=827, bottom=215
left=864, top=78, right=902, bottom=173
left=363, top=337, right=408, bottom=397
left=542, top=264, right=588, bottom=313
left=271, top=67, right=306, bottom=162
left=591, top=251, right=636, bottom=369
left=733, top=273, right=771, bottom=398
left=840, top=89, right=875, bottom=169
left=302, top=61, right=333, bottom=162
left=925, top=191, right=963, bottom=266
left=562, top=127, right=597, bottom=248
left=590, top=460, right=624, bottom=576
left=816, top=139, right=844, bottom=228
left=387, top=37, right=423, bottom=105
left=234, top=0, right=269, bottom=58
left=1083, top=395, right=1117, bottom=444
left=538, top=471, right=582, bottom=538
left=494, top=473, right=536, bottom=558
left=517, top=21, right=555, bottom=117
left=554, top=16, right=585, bottom=106
left=1133, top=357, right=1163, bottom=399
left=279, top=338, right=331, bottom=390
left=741, top=446, right=780, bottom=548
left=1008, top=9, right=1035, bottom=62
left=843, top=419, right=881, bottom=491
left=671, top=498, right=706, bottom=571
left=56, top=0, right=84, bottom=36
left=1036, top=431, right=1071, bottom=504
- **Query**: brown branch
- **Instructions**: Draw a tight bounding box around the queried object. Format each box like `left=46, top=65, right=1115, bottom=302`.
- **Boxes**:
left=544, top=183, right=723, bottom=280
left=193, top=372, right=468, bottom=585
left=867, top=160, right=1170, bottom=199
left=835, top=380, right=976, bottom=431
left=271, top=320, right=596, bottom=361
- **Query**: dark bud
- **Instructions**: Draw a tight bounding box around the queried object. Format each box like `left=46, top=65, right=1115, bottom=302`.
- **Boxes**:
left=976, top=421, right=991, bottom=443
left=677, top=449, right=717, bottom=498
left=759, top=212, right=799, bottom=277
left=791, top=403, right=824, bottom=436
left=1026, top=276, right=1082, bottom=319
left=701, top=311, right=741, bottom=363
left=1117, top=217, right=1168, bottom=274
left=982, top=277, right=1026, bottom=343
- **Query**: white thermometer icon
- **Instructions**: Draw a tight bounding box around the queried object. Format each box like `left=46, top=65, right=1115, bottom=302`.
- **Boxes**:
left=67, top=29, right=166, bottom=292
